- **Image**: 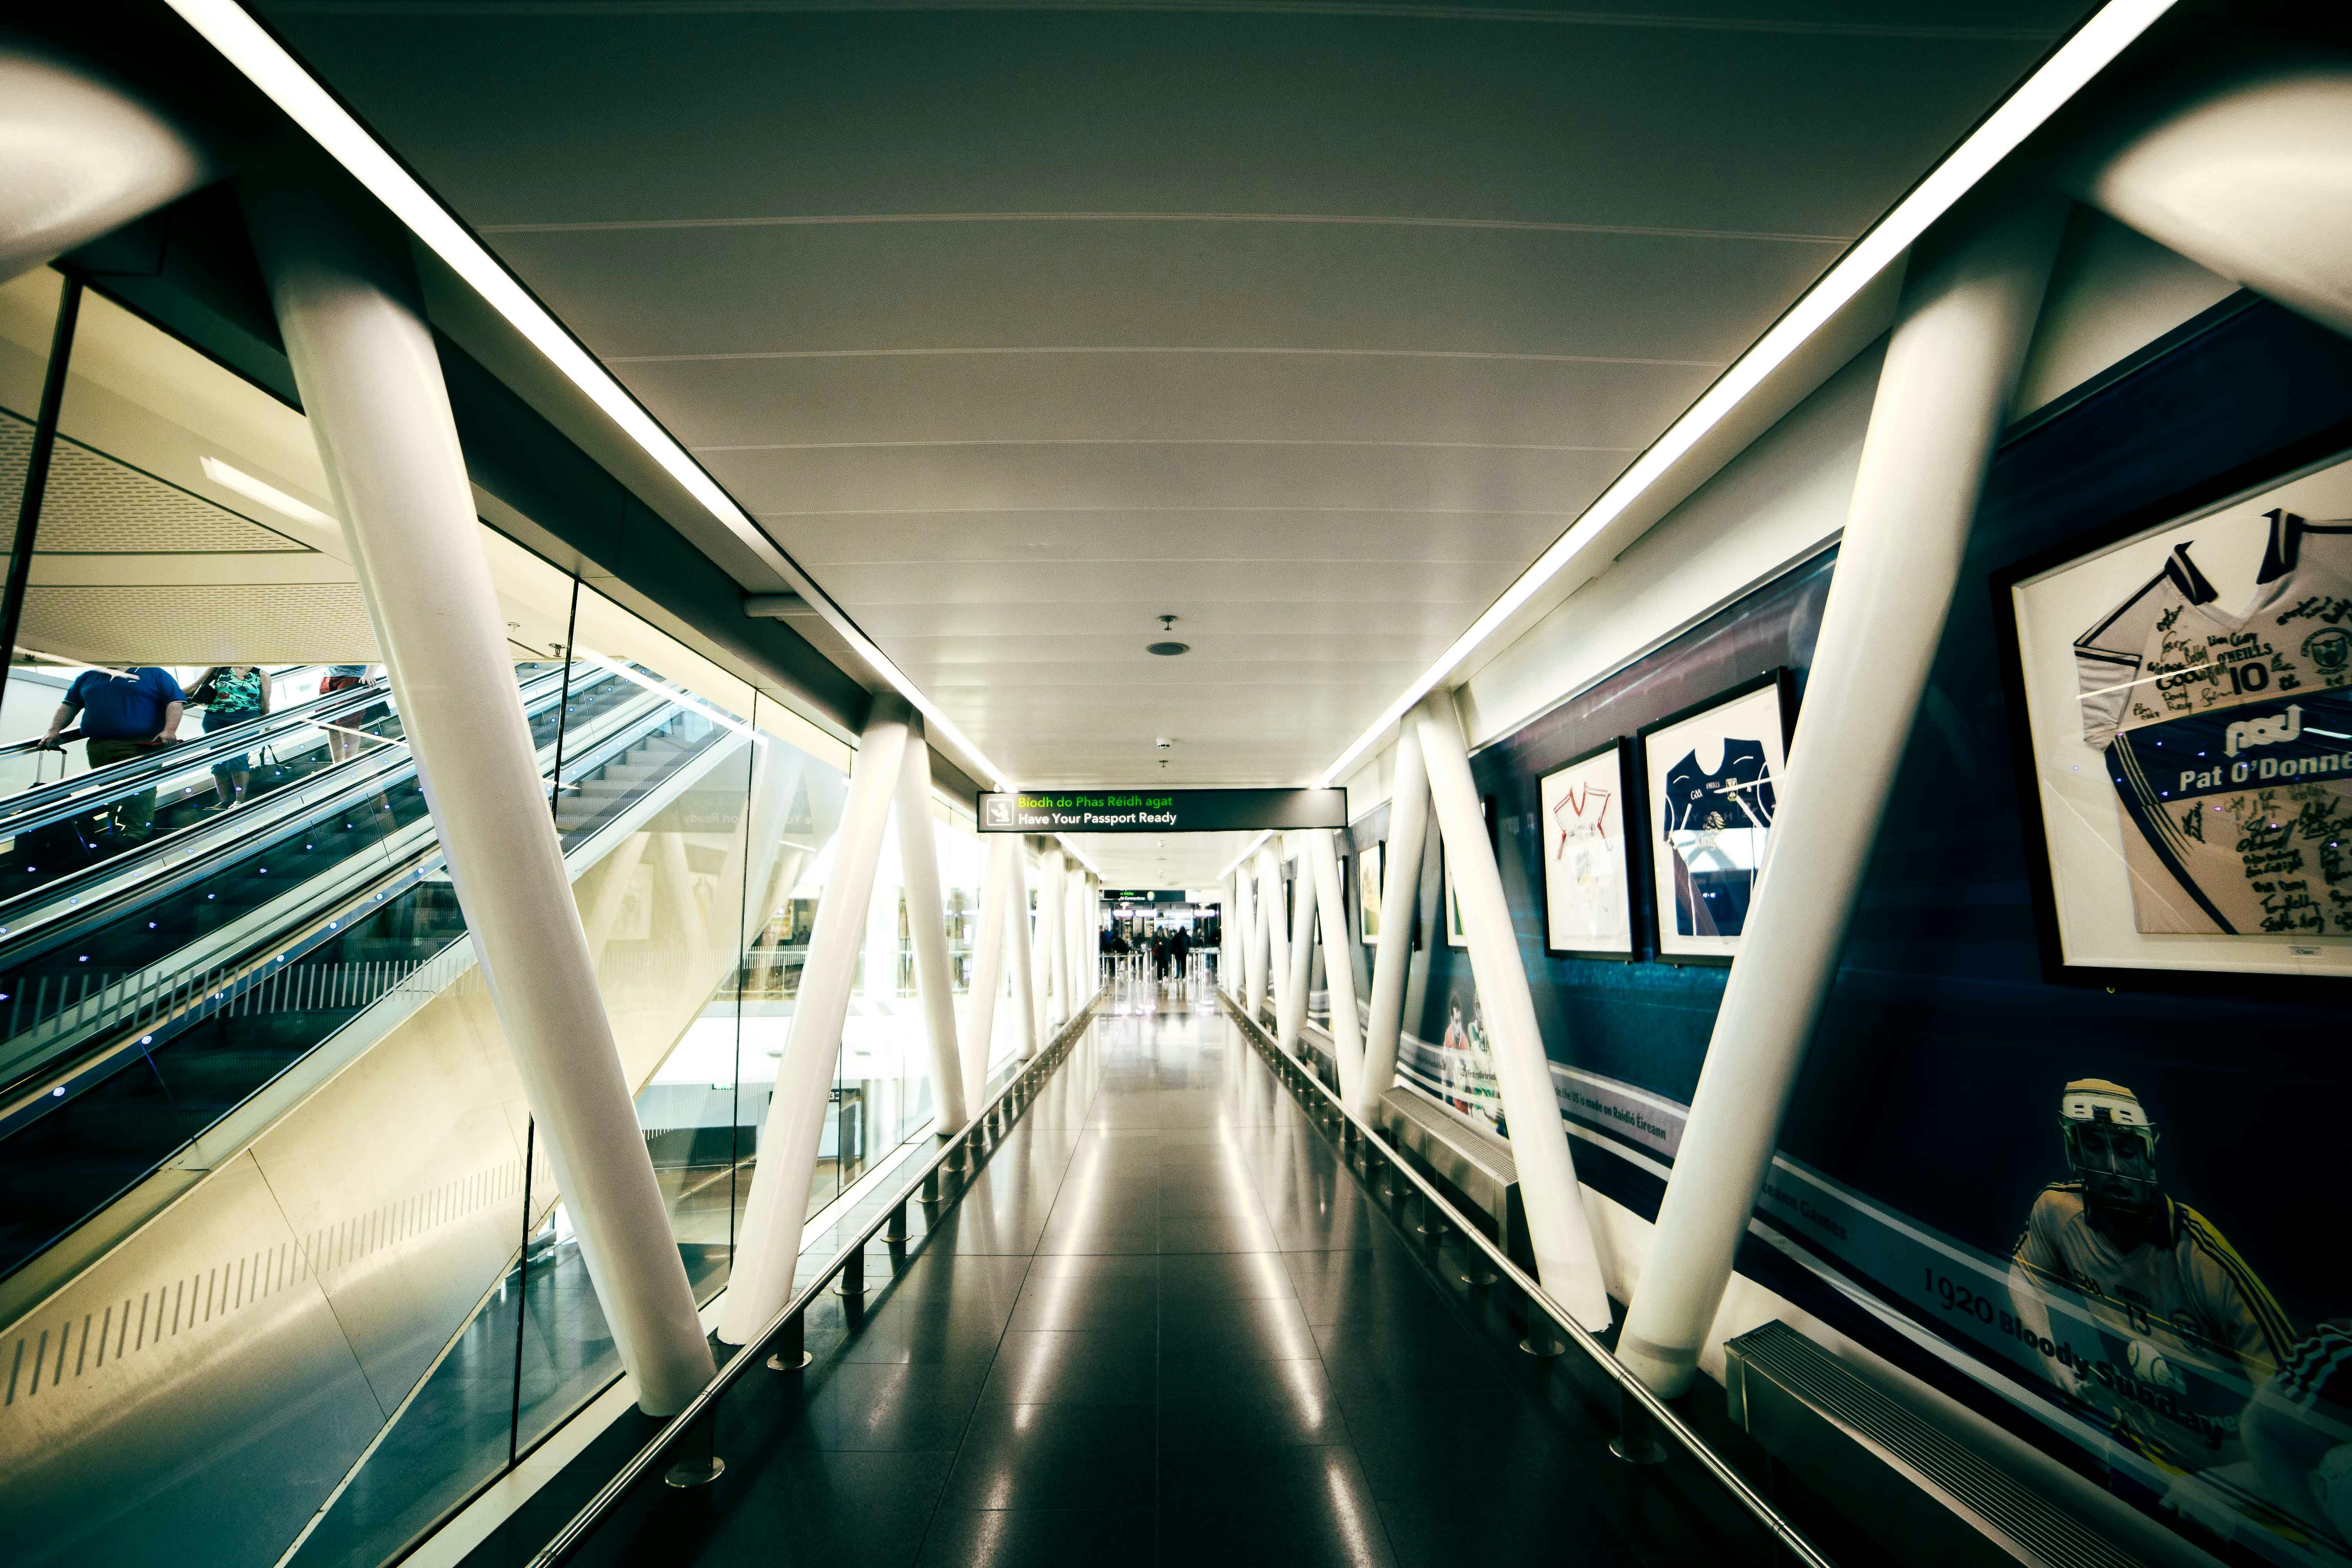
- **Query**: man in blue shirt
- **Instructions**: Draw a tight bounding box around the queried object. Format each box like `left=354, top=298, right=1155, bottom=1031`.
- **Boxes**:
left=43, top=666, right=185, bottom=840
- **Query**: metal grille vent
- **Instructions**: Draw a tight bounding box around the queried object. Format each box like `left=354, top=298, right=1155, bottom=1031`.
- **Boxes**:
left=1730, top=1321, right=2147, bottom=1568
left=20, top=583, right=378, bottom=664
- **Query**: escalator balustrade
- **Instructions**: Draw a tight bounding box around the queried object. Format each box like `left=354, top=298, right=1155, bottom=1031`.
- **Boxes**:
left=0, top=664, right=727, bottom=1283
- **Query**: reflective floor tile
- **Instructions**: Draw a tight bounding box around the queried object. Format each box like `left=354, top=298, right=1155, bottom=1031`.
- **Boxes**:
left=913, top=1507, right=1156, bottom=1567
left=980, top=1327, right=1158, bottom=1404
left=940, top=1400, right=1156, bottom=1510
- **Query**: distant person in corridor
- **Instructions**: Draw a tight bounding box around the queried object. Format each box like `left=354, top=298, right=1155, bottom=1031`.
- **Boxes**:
left=42, top=664, right=184, bottom=841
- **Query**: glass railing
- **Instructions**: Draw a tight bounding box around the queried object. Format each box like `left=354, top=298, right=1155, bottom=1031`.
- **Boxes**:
left=0, top=663, right=724, bottom=1285
left=0, top=666, right=605, bottom=1095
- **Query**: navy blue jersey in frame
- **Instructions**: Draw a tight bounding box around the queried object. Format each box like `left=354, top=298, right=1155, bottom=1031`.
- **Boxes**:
left=1662, top=738, right=1776, bottom=936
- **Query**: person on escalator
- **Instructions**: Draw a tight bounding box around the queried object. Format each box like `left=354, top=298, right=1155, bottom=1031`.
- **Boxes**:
left=40, top=664, right=184, bottom=841
left=318, top=663, right=375, bottom=763
left=189, top=665, right=272, bottom=808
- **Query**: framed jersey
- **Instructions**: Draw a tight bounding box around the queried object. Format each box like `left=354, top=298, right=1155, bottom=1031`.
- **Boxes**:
left=2004, top=448, right=2352, bottom=984
left=1439, top=793, right=1497, bottom=950
left=1537, top=739, right=1638, bottom=959
left=1638, top=671, right=1793, bottom=963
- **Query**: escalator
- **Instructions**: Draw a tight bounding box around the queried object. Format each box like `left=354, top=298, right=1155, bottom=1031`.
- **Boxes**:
left=0, top=650, right=821, bottom=1568
left=0, top=661, right=727, bottom=1289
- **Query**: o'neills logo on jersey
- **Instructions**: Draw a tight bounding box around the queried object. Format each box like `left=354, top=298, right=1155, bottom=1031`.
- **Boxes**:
left=2120, top=690, right=2352, bottom=799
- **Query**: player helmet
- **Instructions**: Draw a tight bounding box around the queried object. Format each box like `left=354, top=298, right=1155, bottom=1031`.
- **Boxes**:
left=2060, top=1078, right=2161, bottom=1213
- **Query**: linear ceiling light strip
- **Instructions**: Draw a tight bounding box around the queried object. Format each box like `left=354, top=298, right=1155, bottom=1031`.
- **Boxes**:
left=163, top=0, right=1010, bottom=789
left=1313, top=0, right=2177, bottom=791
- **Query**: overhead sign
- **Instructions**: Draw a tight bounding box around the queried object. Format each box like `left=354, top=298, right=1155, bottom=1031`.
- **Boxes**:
left=978, top=788, right=1346, bottom=833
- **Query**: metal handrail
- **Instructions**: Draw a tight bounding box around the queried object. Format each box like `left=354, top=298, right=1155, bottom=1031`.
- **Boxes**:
left=0, top=674, right=398, bottom=830
left=0, top=666, right=624, bottom=961
left=0, top=673, right=697, bottom=1111
left=1219, top=990, right=1838, bottom=1568
left=528, top=991, right=1105, bottom=1568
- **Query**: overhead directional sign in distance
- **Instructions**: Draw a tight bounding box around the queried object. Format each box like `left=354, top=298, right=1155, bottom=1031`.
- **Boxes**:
left=978, top=788, right=1347, bottom=833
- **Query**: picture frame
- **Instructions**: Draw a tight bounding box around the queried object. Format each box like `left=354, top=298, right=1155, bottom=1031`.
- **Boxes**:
left=1439, top=795, right=1496, bottom=949
left=1638, top=670, right=1795, bottom=964
left=1537, top=739, right=1639, bottom=960
left=1996, top=443, right=2352, bottom=987
left=1357, top=841, right=1382, bottom=943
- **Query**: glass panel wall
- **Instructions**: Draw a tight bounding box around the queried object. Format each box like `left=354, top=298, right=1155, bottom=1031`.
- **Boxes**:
left=0, top=264, right=902, bottom=1568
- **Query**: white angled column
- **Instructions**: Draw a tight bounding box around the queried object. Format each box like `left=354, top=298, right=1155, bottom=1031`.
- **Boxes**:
left=0, top=45, right=212, bottom=284
left=248, top=189, right=716, bottom=1413
left=1618, top=203, right=2065, bottom=1396
left=1256, top=842, right=1289, bottom=1030
left=2074, top=62, right=2352, bottom=340
left=1278, top=838, right=1317, bottom=1058
left=1241, top=858, right=1261, bottom=1010
left=1414, top=690, right=1610, bottom=1330
left=961, top=832, right=1016, bottom=1100
left=1010, top=842, right=1042, bottom=1058
left=1356, top=728, right=1429, bottom=1121
left=1220, top=875, right=1239, bottom=996
left=1088, top=876, right=1102, bottom=998
left=718, top=697, right=911, bottom=1345
left=1063, top=866, right=1087, bottom=1008
left=1038, top=845, right=1068, bottom=1030
left=1308, top=830, right=1363, bottom=1100
left=895, top=732, right=969, bottom=1134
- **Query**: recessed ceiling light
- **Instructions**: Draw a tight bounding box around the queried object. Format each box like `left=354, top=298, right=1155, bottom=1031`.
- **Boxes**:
left=1147, top=642, right=1189, bottom=657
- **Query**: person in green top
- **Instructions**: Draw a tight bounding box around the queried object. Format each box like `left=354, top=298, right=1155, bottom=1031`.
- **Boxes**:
left=193, top=664, right=271, bottom=807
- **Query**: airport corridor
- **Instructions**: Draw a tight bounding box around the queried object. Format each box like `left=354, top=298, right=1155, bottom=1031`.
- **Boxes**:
left=553, top=989, right=1749, bottom=1568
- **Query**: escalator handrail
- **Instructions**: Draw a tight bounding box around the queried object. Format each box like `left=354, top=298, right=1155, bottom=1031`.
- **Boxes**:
left=0, top=665, right=607, bottom=941
left=0, top=676, right=401, bottom=837
left=0, top=662, right=579, bottom=836
left=0, top=664, right=339, bottom=762
left=0, top=665, right=635, bottom=965
left=0, top=701, right=743, bottom=1296
left=0, top=677, right=727, bottom=1117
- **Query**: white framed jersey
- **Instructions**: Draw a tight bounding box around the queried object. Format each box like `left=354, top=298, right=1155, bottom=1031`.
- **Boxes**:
left=1639, top=674, right=1791, bottom=961
left=1538, top=741, right=1635, bottom=955
left=2074, top=510, right=2352, bottom=936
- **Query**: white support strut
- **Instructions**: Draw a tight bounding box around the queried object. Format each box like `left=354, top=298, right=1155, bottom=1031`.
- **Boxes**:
left=1414, top=690, right=1611, bottom=1331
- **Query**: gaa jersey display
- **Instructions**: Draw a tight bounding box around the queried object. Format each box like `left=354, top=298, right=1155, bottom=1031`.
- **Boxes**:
left=2074, top=511, right=2352, bottom=935
left=1550, top=780, right=1622, bottom=935
left=1661, top=739, right=1776, bottom=937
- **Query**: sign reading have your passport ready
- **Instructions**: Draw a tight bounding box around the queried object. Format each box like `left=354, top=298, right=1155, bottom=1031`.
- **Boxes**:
left=978, top=788, right=1346, bottom=833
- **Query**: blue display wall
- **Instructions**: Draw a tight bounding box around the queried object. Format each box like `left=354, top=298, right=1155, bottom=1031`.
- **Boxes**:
left=1359, top=294, right=2352, bottom=1567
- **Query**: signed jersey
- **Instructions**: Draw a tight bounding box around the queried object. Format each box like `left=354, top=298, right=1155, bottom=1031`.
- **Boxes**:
left=2074, top=511, right=2352, bottom=936
left=1662, top=741, right=1775, bottom=937
left=1550, top=782, right=1623, bottom=940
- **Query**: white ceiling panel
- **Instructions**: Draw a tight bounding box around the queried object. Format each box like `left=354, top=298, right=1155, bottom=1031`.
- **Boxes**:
left=614, top=351, right=1724, bottom=452
left=780, top=514, right=1567, bottom=568
left=262, top=0, right=2083, bottom=788
left=706, top=443, right=1630, bottom=517
left=481, top=221, right=1844, bottom=361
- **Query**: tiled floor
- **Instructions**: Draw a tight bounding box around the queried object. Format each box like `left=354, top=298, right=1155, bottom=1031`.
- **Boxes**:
left=568, top=990, right=1777, bottom=1567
